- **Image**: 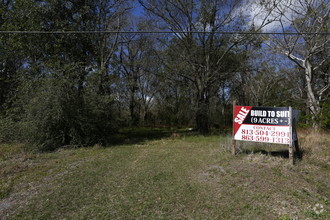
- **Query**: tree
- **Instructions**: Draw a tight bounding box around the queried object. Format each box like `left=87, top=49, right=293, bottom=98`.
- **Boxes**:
left=0, top=0, right=132, bottom=149
left=139, top=0, right=254, bottom=134
left=91, top=0, right=131, bottom=95
left=0, top=0, right=28, bottom=113
left=258, top=0, right=329, bottom=127
left=119, top=31, right=160, bottom=126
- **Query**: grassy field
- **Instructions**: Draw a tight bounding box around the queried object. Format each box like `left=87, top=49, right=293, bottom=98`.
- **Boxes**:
left=0, top=129, right=329, bottom=219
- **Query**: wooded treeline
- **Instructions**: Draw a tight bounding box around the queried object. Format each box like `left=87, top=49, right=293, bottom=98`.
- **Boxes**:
left=0, top=0, right=329, bottom=151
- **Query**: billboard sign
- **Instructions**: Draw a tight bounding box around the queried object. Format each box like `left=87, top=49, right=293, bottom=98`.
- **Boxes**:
left=233, top=106, right=291, bottom=144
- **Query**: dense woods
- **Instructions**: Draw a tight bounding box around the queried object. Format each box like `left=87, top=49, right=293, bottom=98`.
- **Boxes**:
left=0, top=0, right=329, bottom=151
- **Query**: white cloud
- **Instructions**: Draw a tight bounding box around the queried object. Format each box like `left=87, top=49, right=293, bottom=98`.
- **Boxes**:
left=243, top=0, right=302, bottom=32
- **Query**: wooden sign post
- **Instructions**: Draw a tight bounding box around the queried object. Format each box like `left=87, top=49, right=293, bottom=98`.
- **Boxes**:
left=232, top=100, right=237, bottom=155
left=289, top=106, right=294, bottom=164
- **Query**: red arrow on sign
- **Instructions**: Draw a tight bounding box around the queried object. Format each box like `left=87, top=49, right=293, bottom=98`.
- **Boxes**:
left=233, top=106, right=252, bottom=135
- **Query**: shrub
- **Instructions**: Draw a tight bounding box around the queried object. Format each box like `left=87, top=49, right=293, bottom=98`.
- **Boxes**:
left=16, top=64, right=122, bottom=151
left=0, top=117, right=20, bottom=143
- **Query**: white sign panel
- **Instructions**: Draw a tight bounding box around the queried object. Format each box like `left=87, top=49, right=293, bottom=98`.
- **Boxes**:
left=233, top=106, right=291, bottom=145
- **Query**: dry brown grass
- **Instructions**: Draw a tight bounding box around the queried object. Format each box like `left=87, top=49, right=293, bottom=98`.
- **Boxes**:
left=298, top=128, right=330, bottom=163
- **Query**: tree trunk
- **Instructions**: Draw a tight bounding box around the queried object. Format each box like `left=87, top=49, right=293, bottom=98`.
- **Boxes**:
left=304, top=59, right=321, bottom=128
left=196, top=96, right=210, bottom=134
left=129, top=89, right=140, bottom=126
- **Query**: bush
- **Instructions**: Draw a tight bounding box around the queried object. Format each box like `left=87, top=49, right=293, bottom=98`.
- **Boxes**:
left=0, top=117, right=20, bottom=143
left=15, top=64, right=122, bottom=151
left=320, top=102, right=330, bottom=129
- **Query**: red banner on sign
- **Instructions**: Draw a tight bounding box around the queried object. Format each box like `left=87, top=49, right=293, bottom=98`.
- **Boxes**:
left=233, top=106, right=252, bottom=135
